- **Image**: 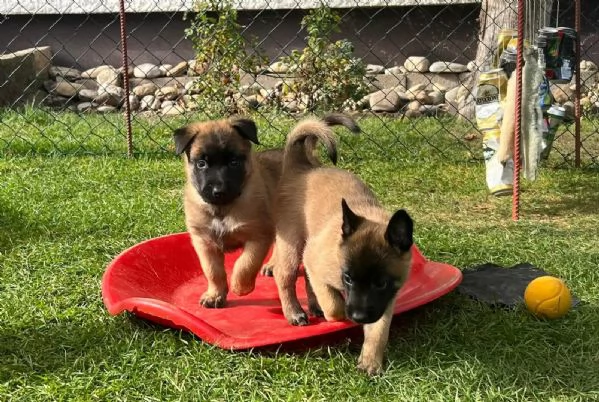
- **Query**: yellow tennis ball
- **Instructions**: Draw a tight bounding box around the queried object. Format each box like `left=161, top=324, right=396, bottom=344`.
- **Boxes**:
left=524, top=276, right=572, bottom=319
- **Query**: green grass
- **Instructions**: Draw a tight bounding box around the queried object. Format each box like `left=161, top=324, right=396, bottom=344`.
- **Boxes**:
left=1, top=106, right=598, bottom=168
left=1, top=109, right=599, bottom=401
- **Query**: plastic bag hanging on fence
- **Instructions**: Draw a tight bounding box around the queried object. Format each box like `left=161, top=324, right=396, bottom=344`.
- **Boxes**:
left=476, top=68, right=513, bottom=197
left=496, top=48, right=545, bottom=182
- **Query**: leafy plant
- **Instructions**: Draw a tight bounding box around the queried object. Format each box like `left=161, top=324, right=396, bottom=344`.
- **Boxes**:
left=282, top=4, right=368, bottom=112
left=183, top=0, right=266, bottom=115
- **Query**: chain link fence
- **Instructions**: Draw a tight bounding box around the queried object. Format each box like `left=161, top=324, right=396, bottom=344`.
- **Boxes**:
left=0, top=0, right=597, bottom=168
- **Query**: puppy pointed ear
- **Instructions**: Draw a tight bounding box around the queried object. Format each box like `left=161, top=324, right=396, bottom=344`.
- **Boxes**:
left=341, top=198, right=364, bottom=238
left=173, top=126, right=196, bottom=155
left=230, top=117, right=259, bottom=145
left=385, top=209, right=413, bottom=252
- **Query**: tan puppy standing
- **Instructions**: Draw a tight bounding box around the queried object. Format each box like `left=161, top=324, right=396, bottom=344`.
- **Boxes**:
left=173, top=115, right=358, bottom=308
left=273, top=118, right=414, bottom=375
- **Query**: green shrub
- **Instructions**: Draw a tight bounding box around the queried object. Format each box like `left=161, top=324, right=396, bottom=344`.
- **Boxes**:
left=282, top=5, right=368, bottom=112
left=183, top=0, right=265, bottom=115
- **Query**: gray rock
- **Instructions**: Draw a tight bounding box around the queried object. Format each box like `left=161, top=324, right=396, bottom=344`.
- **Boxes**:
left=150, top=97, right=161, bottom=110
left=366, top=64, right=385, bottom=74
left=580, top=60, right=598, bottom=72
left=405, top=72, right=465, bottom=92
left=81, top=65, right=114, bottom=79
left=98, top=84, right=125, bottom=106
left=406, top=84, right=427, bottom=100
left=78, top=88, right=111, bottom=105
left=407, top=100, right=421, bottom=111
left=49, top=66, right=81, bottom=80
left=159, top=64, right=173, bottom=75
left=161, top=100, right=176, bottom=109
left=429, top=61, right=468, bottom=73
left=283, top=100, right=299, bottom=113
left=238, top=83, right=263, bottom=96
left=369, top=88, right=401, bottom=112
left=0, top=47, right=53, bottom=107
left=445, top=86, right=459, bottom=104
left=78, top=89, right=98, bottom=101
left=415, top=90, right=432, bottom=105
left=238, top=94, right=260, bottom=110
left=184, top=80, right=202, bottom=95
left=393, top=90, right=412, bottom=104
left=551, top=83, right=573, bottom=104
left=133, top=63, right=163, bottom=79
left=428, top=90, right=445, bottom=105
left=404, top=56, right=430, bottom=73
left=467, top=61, right=478, bottom=72
left=140, top=95, right=155, bottom=110
left=77, top=102, right=97, bottom=112
left=96, top=67, right=121, bottom=87
left=167, top=61, right=188, bottom=77
left=384, top=66, right=404, bottom=76
left=97, top=105, right=117, bottom=113
left=52, top=81, right=85, bottom=98
left=267, top=61, right=290, bottom=74
left=128, top=94, right=140, bottom=111
left=133, top=83, right=158, bottom=97
left=77, top=78, right=100, bottom=91
left=404, top=100, right=422, bottom=117
left=419, top=104, right=449, bottom=117
left=161, top=103, right=185, bottom=116
left=156, top=86, right=180, bottom=100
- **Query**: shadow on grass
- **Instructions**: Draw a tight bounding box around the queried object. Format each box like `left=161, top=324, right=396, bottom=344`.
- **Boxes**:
left=385, top=294, right=599, bottom=398
left=527, top=169, right=599, bottom=217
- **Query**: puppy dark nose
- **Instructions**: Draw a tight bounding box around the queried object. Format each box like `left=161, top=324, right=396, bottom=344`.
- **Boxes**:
left=350, top=311, right=369, bottom=323
left=212, top=186, right=225, bottom=199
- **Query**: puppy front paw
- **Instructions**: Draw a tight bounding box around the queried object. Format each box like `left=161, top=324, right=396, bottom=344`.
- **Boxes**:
left=200, top=290, right=227, bottom=308
left=289, top=310, right=309, bottom=326
left=357, top=353, right=384, bottom=376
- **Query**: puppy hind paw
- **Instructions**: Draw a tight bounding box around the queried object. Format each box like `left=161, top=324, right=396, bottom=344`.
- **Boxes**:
left=308, top=303, right=324, bottom=318
left=199, top=291, right=227, bottom=308
left=230, top=275, right=256, bottom=296
left=357, top=355, right=384, bottom=376
left=261, top=264, right=274, bottom=277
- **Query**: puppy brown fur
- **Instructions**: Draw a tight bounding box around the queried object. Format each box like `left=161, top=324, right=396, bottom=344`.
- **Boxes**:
left=273, top=118, right=413, bottom=375
left=174, top=114, right=359, bottom=308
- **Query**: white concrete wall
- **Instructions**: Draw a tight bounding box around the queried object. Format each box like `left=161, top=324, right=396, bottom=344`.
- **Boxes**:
left=3, top=0, right=479, bottom=15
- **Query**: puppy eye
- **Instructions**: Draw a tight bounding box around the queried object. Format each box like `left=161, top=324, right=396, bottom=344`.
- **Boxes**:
left=372, top=278, right=388, bottom=290
left=196, top=160, right=208, bottom=169
left=229, top=158, right=241, bottom=167
left=342, top=272, right=353, bottom=286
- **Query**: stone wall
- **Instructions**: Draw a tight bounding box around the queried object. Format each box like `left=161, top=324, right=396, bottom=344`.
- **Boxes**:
left=30, top=51, right=599, bottom=119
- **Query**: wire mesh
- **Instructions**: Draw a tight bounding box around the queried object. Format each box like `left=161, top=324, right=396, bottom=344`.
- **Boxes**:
left=0, top=0, right=596, bottom=168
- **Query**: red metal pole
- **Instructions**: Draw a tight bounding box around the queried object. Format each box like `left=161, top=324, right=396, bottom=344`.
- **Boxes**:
left=512, top=0, right=524, bottom=221
left=574, top=0, right=582, bottom=167
left=119, top=0, right=134, bottom=158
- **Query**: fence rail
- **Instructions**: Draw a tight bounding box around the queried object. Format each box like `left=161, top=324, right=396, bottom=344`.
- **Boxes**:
left=0, top=0, right=597, bottom=169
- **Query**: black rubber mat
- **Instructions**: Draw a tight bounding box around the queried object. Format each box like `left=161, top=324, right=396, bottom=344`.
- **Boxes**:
left=457, top=263, right=580, bottom=308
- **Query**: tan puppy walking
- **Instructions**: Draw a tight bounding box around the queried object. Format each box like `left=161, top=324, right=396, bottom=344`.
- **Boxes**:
left=273, top=118, right=414, bottom=375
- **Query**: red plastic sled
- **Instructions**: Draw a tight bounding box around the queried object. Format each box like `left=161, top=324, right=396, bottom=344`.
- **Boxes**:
left=102, top=233, right=462, bottom=350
